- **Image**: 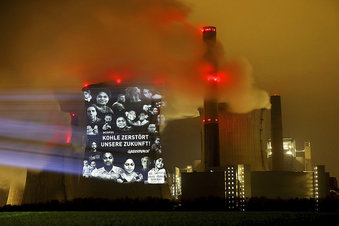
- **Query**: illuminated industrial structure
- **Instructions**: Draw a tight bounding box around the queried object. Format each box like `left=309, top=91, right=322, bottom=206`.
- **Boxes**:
left=179, top=26, right=334, bottom=210
left=181, top=91, right=332, bottom=208
left=225, top=165, right=237, bottom=209
left=0, top=25, right=336, bottom=209
left=201, top=26, right=220, bottom=171
left=218, top=105, right=268, bottom=171
left=169, top=167, right=182, bottom=199
left=270, top=95, right=284, bottom=171
left=180, top=164, right=251, bottom=210
left=267, top=139, right=312, bottom=171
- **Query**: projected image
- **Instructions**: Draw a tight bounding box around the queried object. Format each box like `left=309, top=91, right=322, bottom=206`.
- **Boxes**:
left=147, top=157, right=166, bottom=184
left=82, top=85, right=166, bottom=184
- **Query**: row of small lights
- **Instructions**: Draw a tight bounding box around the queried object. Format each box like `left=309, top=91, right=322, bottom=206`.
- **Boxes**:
left=225, top=166, right=236, bottom=209
left=171, top=173, right=182, bottom=198
left=238, top=166, right=245, bottom=212
left=202, top=118, right=218, bottom=123
left=314, top=166, right=319, bottom=211
left=201, top=27, right=216, bottom=32
left=176, top=173, right=181, bottom=197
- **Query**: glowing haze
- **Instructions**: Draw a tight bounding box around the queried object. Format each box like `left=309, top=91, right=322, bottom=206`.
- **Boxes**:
left=0, top=0, right=269, bottom=117
left=0, top=0, right=337, bottom=199
left=183, top=0, right=339, bottom=179
left=0, top=0, right=270, bottom=193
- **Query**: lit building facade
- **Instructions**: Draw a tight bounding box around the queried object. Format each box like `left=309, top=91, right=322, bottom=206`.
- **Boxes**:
left=181, top=164, right=251, bottom=211
left=267, top=138, right=312, bottom=172
left=225, top=165, right=237, bottom=210
left=169, top=167, right=182, bottom=199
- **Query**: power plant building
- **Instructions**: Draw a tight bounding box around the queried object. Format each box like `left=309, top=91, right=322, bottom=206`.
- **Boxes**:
left=180, top=26, right=334, bottom=208
left=0, top=25, right=336, bottom=209
left=181, top=89, right=332, bottom=206
left=267, top=139, right=313, bottom=172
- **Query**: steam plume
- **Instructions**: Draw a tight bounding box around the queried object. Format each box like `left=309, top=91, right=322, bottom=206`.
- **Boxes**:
left=0, top=0, right=269, bottom=114
left=0, top=0, right=270, bottom=180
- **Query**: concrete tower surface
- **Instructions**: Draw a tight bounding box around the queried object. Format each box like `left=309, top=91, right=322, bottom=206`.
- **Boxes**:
left=201, top=26, right=220, bottom=171
left=270, top=95, right=284, bottom=171
left=218, top=105, right=268, bottom=171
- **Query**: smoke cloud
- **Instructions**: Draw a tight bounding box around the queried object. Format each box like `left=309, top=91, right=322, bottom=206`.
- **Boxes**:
left=0, top=0, right=272, bottom=200
left=0, top=0, right=269, bottom=116
left=0, top=0, right=200, bottom=88
left=220, top=57, right=271, bottom=113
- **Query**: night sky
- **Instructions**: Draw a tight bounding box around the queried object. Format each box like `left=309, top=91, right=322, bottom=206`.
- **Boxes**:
left=0, top=0, right=338, bottom=187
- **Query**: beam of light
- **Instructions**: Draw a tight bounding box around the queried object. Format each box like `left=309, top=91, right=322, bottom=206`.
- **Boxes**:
left=0, top=90, right=85, bottom=175
left=0, top=90, right=82, bottom=101
left=0, top=93, right=80, bottom=102
left=0, top=131, right=83, bottom=175
left=0, top=147, right=83, bottom=175
left=0, top=139, right=82, bottom=160
left=0, top=90, right=83, bottom=143
left=0, top=133, right=83, bottom=175
left=0, top=117, right=72, bottom=143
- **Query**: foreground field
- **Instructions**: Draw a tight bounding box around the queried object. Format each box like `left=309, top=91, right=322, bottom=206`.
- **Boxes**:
left=0, top=211, right=338, bottom=225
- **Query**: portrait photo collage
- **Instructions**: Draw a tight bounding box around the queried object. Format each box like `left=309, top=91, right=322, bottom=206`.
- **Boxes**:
left=82, top=85, right=166, bottom=184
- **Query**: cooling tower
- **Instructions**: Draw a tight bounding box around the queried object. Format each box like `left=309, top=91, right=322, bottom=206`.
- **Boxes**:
left=218, top=104, right=268, bottom=171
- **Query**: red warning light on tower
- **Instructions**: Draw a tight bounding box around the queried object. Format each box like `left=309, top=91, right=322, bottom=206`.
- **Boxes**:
left=206, top=74, right=221, bottom=83
left=201, top=26, right=216, bottom=33
left=205, top=71, right=231, bottom=85
left=83, top=83, right=90, bottom=88
left=116, top=78, right=122, bottom=84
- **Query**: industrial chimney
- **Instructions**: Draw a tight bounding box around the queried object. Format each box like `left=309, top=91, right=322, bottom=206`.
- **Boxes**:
left=270, top=95, right=284, bottom=171
left=201, top=26, right=220, bottom=171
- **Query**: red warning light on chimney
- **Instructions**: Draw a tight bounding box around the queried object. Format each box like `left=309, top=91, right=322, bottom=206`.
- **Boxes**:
left=116, top=78, right=122, bottom=84
left=201, top=26, right=216, bottom=33
left=207, top=75, right=221, bottom=83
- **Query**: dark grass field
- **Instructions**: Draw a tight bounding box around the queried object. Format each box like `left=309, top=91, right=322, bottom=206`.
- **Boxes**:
left=0, top=211, right=338, bottom=226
